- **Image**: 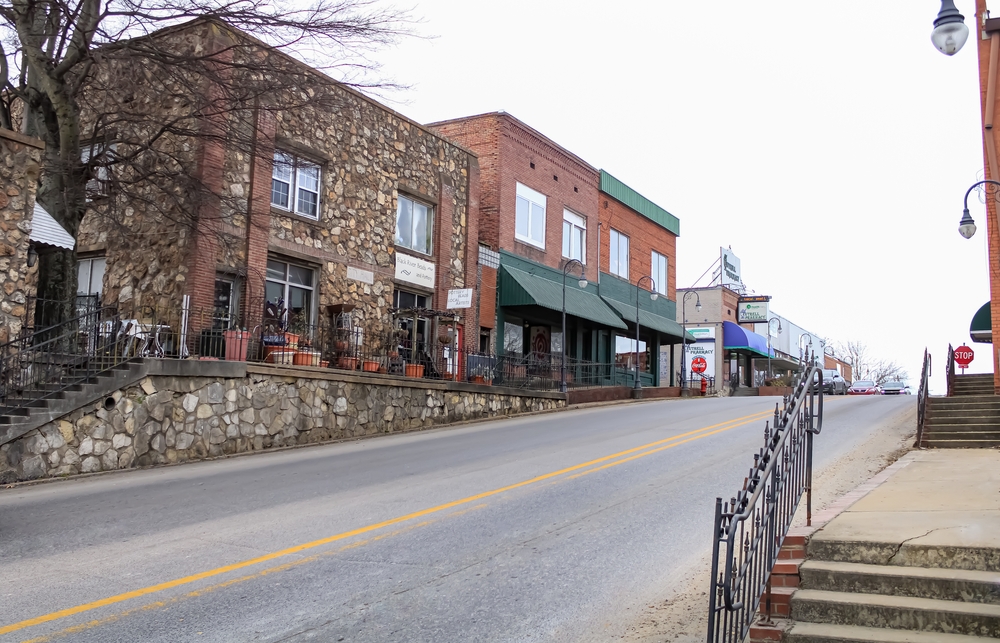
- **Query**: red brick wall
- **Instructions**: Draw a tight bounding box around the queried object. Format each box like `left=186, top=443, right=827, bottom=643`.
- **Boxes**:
left=598, top=195, right=677, bottom=300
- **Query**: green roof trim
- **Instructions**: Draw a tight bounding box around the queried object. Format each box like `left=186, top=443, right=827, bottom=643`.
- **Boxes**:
left=599, top=170, right=680, bottom=237
left=498, top=261, right=627, bottom=330
left=600, top=296, right=694, bottom=343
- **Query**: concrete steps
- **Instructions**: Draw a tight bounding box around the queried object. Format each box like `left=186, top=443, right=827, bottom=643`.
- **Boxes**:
left=799, top=561, right=1000, bottom=604
left=787, top=622, right=997, bottom=642
left=922, top=387, right=1000, bottom=447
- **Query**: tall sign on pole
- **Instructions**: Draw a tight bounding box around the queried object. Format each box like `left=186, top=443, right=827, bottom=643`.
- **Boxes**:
left=719, top=247, right=741, bottom=289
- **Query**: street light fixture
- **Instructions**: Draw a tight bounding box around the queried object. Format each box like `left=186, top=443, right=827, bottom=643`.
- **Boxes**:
left=799, top=332, right=814, bottom=366
left=957, top=180, right=1000, bottom=239
left=560, top=259, right=588, bottom=394
left=931, top=0, right=969, bottom=56
left=633, top=275, right=658, bottom=394
left=766, top=316, right=782, bottom=380
left=680, top=291, right=702, bottom=390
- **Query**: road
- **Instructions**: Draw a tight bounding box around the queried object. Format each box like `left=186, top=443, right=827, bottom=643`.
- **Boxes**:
left=0, top=395, right=914, bottom=643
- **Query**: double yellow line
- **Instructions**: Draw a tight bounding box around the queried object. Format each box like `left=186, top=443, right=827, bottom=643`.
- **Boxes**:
left=1, top=407, right=773, bottom=640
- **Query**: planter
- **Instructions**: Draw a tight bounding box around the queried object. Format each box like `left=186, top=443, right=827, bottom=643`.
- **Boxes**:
left=405, top=364, right=425, bottom=378
left=362, top=360, right=380, bottom=373
left=337, top=356, right=359, bottom=370
left=293, top=350, right=321, bottom=367
left=441, top=373, right=454, bottom=381
left=284, top=333, right=299, bottom=350
left=223, top=330, right=250, bottom=361
left=266, top=349, right=295, bottom=365
left=320, top=360, right=330, bottom=368
left=470, top=375, right=487, bottom=385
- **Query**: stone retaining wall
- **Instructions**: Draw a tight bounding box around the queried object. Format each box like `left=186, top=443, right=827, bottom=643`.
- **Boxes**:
left=0, top=362, right=564, bottom=483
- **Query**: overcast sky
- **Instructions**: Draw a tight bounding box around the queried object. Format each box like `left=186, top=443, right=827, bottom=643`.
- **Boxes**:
left=369, top=1, right=989, bottom=392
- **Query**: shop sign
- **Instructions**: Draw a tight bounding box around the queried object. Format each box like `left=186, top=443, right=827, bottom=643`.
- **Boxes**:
left=737, top=298, right=770, bottom=323
left=720, top=247, right=741, bottom=288
left=688, top=341, right=716, bottom=380
left=395, top=253, right=435, bottom=289
left=347, top=266, right=374, bottom=285
left=447, top=288, right=473, bottom=309
left=686, top=326, right=716, bottom=340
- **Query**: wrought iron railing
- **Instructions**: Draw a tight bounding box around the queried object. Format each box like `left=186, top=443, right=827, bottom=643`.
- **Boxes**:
left=0, top=305, right=137, bottom=415
left=945, top=343, right=955, bottom=398
left=915, top=348, right=931, bottom=448
left=706, top=361, right=823, bottom=643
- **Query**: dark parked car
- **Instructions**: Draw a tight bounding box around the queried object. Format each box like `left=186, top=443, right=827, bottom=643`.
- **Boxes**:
left=848, top=380, right=879, bottom=395
left=819, top=369, right=849, bottom=395
left=880, top=381, right=910, bottom=395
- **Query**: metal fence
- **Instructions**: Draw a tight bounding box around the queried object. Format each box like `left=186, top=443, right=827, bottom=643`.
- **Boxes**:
left=706, top=362, right=823, bottom=643
left=915, top=348, right=932, bottom=448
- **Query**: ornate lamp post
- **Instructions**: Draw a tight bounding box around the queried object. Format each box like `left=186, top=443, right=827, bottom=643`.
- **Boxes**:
left=680, top=291, right=702, bottom=390
left=956, top=180, right=1000, bottom=239
left=766, top=316, right=782, bottom=380
left=632, top=275, right=658, bottom=394
left=560, top=259, right=588, bottom=394
left=799, top=332, right=814, bottom=366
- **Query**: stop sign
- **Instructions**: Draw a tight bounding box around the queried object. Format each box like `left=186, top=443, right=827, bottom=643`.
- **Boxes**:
left=955, top=344, right=975, bottom=367
left=691, top=356, right=708, bottom=374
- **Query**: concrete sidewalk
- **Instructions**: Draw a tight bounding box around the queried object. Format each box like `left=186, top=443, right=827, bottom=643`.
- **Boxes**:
left=807, top=449, right=1000, bottom=570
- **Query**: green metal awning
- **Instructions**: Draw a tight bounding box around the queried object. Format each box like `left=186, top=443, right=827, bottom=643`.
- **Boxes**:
left=971, top=301, right=991, bottom=343
left=601, top=296, right=695, bottom=343
left=499, top=266, right=627, bottom=329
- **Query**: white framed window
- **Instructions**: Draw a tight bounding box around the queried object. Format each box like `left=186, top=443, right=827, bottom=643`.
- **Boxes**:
left=81, top=143, right=116, bottom=198
left=77, top=257, right=106, bottom=297
left=610, top=228, right=629, bottom=279
left=265, top=258, right=316, bottom=328
left=651, top=251, right=668, bottom=295
left=515, top=182, right=546, bottom=248
left=271, top=151, right=321, bottom=219
left=395, top=194, right=433, bottom=255
left=562, top=210, right=586, bottom=263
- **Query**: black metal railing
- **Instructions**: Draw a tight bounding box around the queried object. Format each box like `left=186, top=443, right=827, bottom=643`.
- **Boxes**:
left=706, top=361, right=823, bottom=643
left=915, top=348, right=932, bottom=448
left=0, top=304, right=137, bottom=415
left=945, top=343, right=955, bottom=398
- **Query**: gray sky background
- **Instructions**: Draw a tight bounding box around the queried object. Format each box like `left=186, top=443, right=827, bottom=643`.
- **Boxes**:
left=369, top=1, right=989, bottom=392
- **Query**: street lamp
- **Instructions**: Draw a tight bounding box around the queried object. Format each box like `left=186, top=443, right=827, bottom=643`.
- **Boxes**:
left=633, top=275, right=658, bottom=394
left=799, top=332, right=814, bottom=366
left=931, top=0, right=969, bottom=56
left=680, top=291, right=702, bottom=390
left=560, top=259, right=588, bottom=394
left=766, top=316, right=782, bottom=379
left=957, top=180, right=1000, bottom=239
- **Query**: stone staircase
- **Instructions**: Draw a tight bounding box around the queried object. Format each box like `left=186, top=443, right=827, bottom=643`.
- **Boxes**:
left=921, top=374, right=1000, bottom=448
left=785, top=538, right=1000, bottom=642
left=0, top=359, right=147, bottom=447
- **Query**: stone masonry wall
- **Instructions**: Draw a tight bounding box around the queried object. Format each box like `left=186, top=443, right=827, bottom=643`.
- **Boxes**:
left=0, top=364, right=564, bottom=483
left=0, top=130, right=44, bottom=344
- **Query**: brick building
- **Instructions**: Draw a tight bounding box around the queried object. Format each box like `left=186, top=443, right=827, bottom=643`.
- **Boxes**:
left=430, top=112, right=689, bottom=386
left=73, top=19, right=480, bottom=361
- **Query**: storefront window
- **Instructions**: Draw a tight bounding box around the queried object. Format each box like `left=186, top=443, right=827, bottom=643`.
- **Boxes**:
left=615, top=335, right=652, bottom=373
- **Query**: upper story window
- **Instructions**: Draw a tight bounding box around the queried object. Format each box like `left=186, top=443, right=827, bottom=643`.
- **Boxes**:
left=515, top=182, right=546, bottom=248
left=651, top=251, right=668, bottom=296
left=395, top=194, right=433, bottom=255
left=562, top=210, right=586, bottom=263
left=609, top=228, right=629, bottom=279
left=271, top=151, right=320, bottom=219
left=82, top=143, right=116, bottom=198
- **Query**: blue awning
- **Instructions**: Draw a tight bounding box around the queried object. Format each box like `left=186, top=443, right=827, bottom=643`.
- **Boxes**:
left=722, top=321, right=773, bottom=358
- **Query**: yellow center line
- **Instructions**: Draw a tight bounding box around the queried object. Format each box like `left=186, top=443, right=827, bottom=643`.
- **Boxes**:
left=1, top=408, right=773, bottom=638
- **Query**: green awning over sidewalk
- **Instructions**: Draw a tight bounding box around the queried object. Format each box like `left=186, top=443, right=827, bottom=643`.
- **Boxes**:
left=600, top=296, right=694, bottom=344
left=971, top=301, right=991, bottom=343
left=499, top=266, right=627, bottom=330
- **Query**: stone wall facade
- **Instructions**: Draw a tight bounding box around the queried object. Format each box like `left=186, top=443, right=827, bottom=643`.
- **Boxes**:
left=0, top=363, right=564, bottom=483
left=0, top=129, right=44, bottom=344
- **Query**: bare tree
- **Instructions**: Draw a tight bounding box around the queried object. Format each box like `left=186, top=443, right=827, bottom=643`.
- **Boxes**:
left=828, top=340, right=908, bottom=385
left=1, top=0, right=411, bottom=323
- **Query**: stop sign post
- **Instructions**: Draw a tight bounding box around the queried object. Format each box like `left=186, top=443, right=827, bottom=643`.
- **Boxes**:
left=955, top=344, right=975, bottom=372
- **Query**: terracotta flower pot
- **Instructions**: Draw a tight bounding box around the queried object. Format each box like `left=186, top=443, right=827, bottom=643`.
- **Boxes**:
left=337, top=356, right=359, bottom=370
left=362, top=360, right=379, bottom=372
left=405, top=364, right=425, bottom=378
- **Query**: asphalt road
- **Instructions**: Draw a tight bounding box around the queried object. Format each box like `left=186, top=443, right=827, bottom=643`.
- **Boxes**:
left=0, top=394, right=914, bottom=643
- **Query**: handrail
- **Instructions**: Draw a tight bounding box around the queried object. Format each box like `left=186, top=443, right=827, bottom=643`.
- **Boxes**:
left=915, top=348, right=931, bottom=448
left=945, top=344, right=955, bottom=397
left=706, top=361, right=822, bottom=643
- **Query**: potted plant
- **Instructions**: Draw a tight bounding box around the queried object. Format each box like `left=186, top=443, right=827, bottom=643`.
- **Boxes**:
left=362, top=329, right=382, bottom=373
left=223, top=325, right=250, bottom=361
left=262, top=298, right=288, bottom=362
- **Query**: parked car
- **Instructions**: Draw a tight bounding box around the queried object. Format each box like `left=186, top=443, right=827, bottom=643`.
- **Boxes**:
left=848, top=380, right=879, bottom=395
left=880, top=381, right=910, bottom=395
left=814, top=369, right=849, bottom=395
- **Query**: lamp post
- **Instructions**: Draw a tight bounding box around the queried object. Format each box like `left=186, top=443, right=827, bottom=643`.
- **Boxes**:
left=560, top=259, right=588, bottom=394
left=633, top=275, right=658, bottom=394
left=680, top=291, right=702, bottom=390
left=931, top=0, right=969, bottom=56
left=956, top=180, right=1000, bottom=239
left=766, top=316, right=782, bottom=379
left=799, top=332, right=814, bottom=366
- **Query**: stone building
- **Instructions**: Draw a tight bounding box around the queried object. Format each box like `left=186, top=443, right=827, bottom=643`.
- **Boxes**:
left=74, top=19, right=480, bottom=355
left=429, top=112, right=689, bottom=387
